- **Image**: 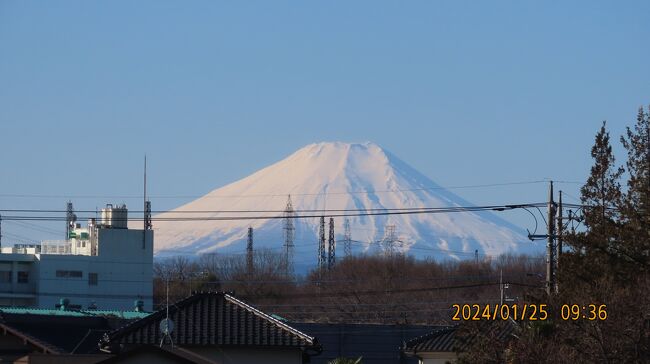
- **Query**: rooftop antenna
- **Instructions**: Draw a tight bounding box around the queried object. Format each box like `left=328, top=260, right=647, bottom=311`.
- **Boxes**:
left=160, top=276, right=174, bottom=348
left=283, top=195, right=295, bottom=277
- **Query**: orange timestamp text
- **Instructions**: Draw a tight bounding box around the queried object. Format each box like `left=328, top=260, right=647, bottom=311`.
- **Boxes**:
left=451, top=304, right=548, bottom=321
left=451, top=303, right=608, bottom=321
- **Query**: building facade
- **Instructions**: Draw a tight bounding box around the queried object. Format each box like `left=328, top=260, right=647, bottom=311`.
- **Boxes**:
left=0, top=204, right=153, bottom=311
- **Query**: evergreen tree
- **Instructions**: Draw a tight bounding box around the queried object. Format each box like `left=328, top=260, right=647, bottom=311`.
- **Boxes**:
left=559, top=122, right=624, bottom=284
left=621, top=106, right=650, bottom=219
left=619, top=106, right=650, bottom=268
left=580, top=121, right=624, bottom=231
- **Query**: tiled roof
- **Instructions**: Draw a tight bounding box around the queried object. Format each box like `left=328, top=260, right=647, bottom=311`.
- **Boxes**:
left=0, top=312, right=113, bottom=354
left=0, top=309, right=146, bottom=355
left=101, top=292, right=320, bottom=353
left=291, top=322, right=440, bottom=364
left=403, top=322, right=517, bottom=354
left=0, top=318, right=63, bottom=354
left=403, top=326, right=458, bottom=353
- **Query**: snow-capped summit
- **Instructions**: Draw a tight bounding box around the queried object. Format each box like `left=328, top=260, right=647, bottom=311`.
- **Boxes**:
left=153, top=142, right=537, bottom=262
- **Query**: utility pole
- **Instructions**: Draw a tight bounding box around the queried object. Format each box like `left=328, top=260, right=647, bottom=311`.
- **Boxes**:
left=546, top=181, right=556, bottom=296
left=500, top=269, right=504, bottom=305
left=318, top=216, right=326, bottom=270
left=475, top=249, right=479, bottom=265
left=0, top=214, right=2, bottom=250
left=328, top=217, right=335, bottom=270
left=556, top=190, right=563, bottom=293
left=343, top=218, right=352, bottom=257
left=246, top=227, right=253, bottom=275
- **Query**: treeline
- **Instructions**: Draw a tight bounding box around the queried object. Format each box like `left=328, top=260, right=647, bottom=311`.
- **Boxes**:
left=154, top=251, right=544, bottom=324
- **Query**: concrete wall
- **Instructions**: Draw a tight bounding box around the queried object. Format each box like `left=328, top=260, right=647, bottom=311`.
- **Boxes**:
left=0, top=228, right=153, bottom=311
left=0, top=254, right=37, bottom=307
left=36, top=229, right=153, bottom=311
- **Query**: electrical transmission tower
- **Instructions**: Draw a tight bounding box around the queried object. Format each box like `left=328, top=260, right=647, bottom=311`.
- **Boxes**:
left=318, top=216, right=326, bottom=270
left=328, top=218, right=336, bottom=269
left=66, top=201, right=77, bottom=240
left=283, top=195, right=295, bottom=277
left=343, top=218, right=352, bottom=257
left=247, top=227, right=254, bottom=275
left=381, top=225, right=398, bottom=255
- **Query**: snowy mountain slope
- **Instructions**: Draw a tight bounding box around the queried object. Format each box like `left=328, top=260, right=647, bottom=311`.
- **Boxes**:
left=153, top=142, right=539, bottom=262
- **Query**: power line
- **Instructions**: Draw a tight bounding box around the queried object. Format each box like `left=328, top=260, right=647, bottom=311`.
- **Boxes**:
left=0, top=203, right=548, bottom=222
left=0, top=204, right=547, bottom=214
left=0, top=179, right=564, bottom=200
left=236, top=281, right=541, bottom=300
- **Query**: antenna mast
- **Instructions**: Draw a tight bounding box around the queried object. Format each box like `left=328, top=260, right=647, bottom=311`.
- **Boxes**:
left=160, top=277, right=174, bottom=348
left=144, top=155, right=152, bottom=231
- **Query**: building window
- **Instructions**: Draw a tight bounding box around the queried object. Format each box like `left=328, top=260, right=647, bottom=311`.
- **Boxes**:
left=56, top=270, right=83, bottom=278
left=0, top=271, right=11, bottom=283
left=88, top=273, right=98, bottom=286
left=17, top=271, right=28, bottom=284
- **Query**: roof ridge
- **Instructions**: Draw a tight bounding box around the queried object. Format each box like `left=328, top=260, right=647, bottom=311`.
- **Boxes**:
left=103, top=291, right=321, bottom=352
left=224, top=293, right=316, bottom=345
left=0, top=322, right=64, bottom=354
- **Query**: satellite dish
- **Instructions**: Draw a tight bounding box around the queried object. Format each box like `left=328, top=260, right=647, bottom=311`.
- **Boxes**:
left=160, top=318, right=174, bottom=335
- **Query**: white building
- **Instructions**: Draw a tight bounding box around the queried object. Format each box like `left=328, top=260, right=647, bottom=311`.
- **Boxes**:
left=0, top=204, right=153, bottom=311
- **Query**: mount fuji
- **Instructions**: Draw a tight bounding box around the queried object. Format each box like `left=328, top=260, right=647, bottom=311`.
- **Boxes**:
left=153, top=142, right=539, bottom=264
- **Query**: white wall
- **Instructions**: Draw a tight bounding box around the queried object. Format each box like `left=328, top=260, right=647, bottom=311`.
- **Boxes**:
left=34, top=228, right=153, bottom=311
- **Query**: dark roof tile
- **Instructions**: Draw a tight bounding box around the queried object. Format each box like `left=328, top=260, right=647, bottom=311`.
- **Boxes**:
left=403, top=321, right=517, bottom=354
left=102, top=292, right=319, bottom=352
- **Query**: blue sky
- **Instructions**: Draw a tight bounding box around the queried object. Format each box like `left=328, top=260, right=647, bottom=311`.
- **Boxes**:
left=1, top=1, right=649, bottom=242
